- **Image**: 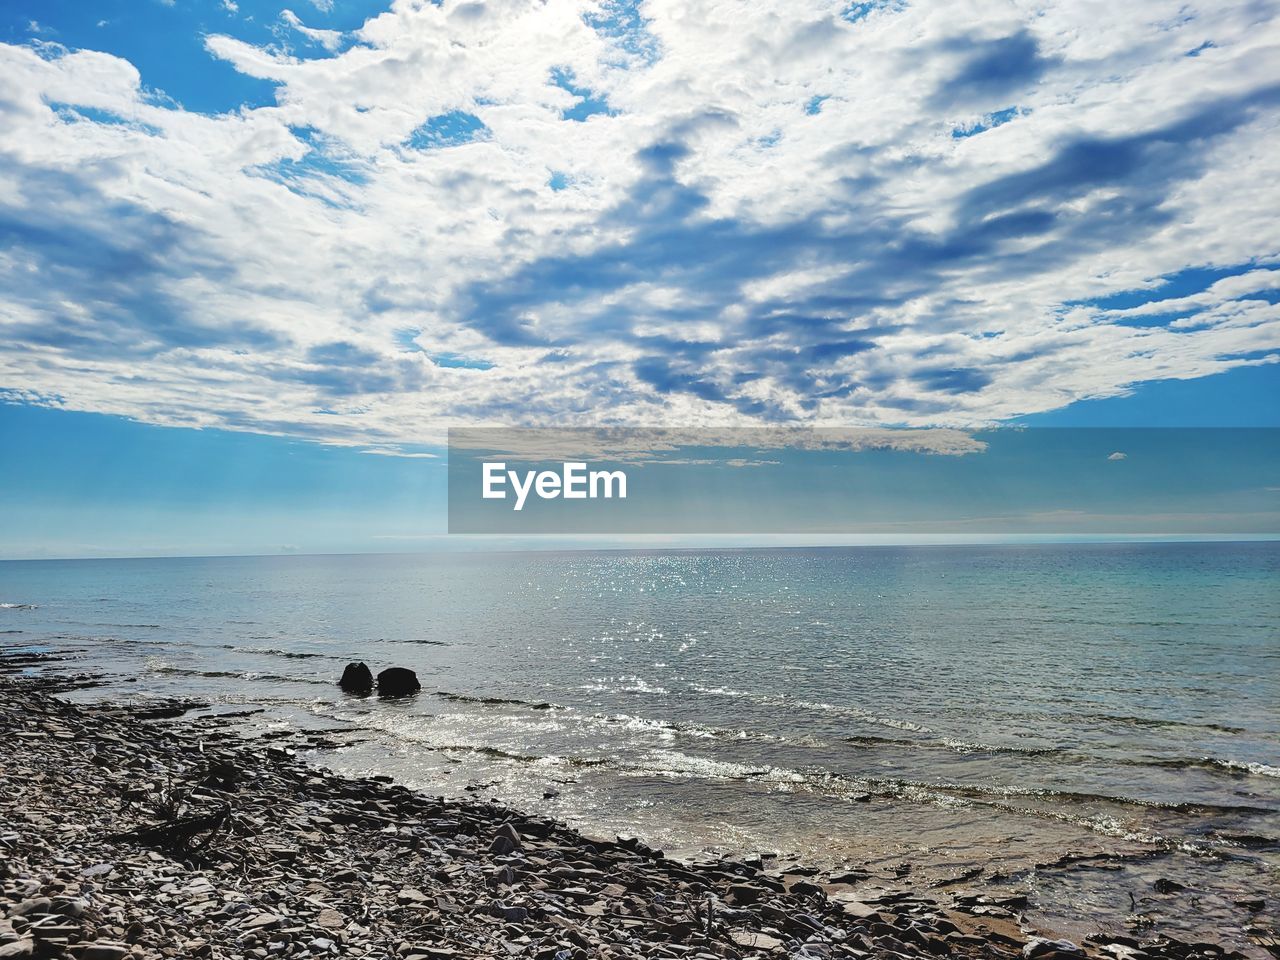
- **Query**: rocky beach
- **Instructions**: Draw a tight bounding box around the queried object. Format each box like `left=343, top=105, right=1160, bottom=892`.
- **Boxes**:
left=2, top=650, right=1275, bottom=960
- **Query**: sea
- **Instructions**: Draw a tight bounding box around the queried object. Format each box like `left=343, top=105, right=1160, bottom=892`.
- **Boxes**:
left=2, top=543, right=1277, bottom=952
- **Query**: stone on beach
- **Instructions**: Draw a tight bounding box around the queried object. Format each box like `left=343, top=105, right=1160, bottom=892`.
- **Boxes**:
left=376, top=666, right=421, bottom=696
left=489, top=823, right=522, bottom=855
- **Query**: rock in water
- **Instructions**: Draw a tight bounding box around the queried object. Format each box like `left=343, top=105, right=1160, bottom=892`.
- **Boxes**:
left=339, top=662, right=374, bottom=693
left=376, top=667, right=420, bottom=697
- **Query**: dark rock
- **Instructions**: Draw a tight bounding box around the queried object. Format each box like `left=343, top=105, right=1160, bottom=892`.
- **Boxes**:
left=376, top=667, right=420, bottom=697
left=725, top=883, right=765, bottom=905
left=790, top=879, right=825, bottom=898
left=4, top=902, right=51, bottom=920
left=488, top=904, right=528, bottom=923
left=1153, top=878, right=1185, bottom=894
left=339, top=662, right=374, bottom=694
left=490, top=823, right=522, bottom=855
left=81, top=945, right=129, bottom=960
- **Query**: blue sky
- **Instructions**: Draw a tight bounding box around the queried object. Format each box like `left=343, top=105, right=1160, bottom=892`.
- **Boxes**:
left=0, top=0, right=1278, bottom=556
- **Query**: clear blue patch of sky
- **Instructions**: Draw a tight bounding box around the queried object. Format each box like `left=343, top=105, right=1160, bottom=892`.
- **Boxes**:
left=841, top=1, right=905, bottom=24
left=249, top=126, right=368, bottom=200
left=1057, top=262, right=1280, bottom=329
left=429, top=354, right=495, bottom=371
left=405, top=111, right=488, bottom=149
left=3, top=0, right=395, bottom=115
left=5, top=367, right=1276, bottom=557
left=5, top=0, right=277, bottom=114
left=548, top=171, right=570, bottom=191
left=1018, top=363, right=1280, bottom=427
left=550, top=67, right=617, bottom=122
left=951, top=106, right=1022, bottom=139
left=805, top=95, right=830, bottom=116
left=394, top=330, right=497, bottom=370
left=48, top=101, right=165, bottom=136
left=1064, top=264, right=1265, bottom=311
left=0, top=403, right=446, bottom=558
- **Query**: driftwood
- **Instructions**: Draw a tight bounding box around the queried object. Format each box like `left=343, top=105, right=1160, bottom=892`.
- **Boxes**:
left=111, top=803, right=231, bottom=853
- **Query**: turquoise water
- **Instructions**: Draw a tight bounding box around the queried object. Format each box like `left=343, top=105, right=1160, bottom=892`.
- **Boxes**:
left=2, top=543, right=1277, bottom=950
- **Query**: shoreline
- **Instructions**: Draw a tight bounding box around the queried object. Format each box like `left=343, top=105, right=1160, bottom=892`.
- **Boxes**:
left=1, top=662, right=1269, bottom=960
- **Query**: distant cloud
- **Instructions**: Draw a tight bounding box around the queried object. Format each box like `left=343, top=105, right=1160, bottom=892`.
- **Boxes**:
left=360, top=447, right=439, bottom=459
left=0, top=1, right=1277, bottom=448
left=280, top=9, right=342, bottom=52
left=1108, top=451, right=1128, bottom=460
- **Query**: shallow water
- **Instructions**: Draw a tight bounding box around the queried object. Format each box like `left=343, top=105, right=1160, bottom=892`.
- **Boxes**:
left=2, top=543, right=1277, bottom=952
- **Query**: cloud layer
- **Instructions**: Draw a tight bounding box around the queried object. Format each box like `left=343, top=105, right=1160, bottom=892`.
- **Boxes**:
left=1, top=0, right=1278, bottom=449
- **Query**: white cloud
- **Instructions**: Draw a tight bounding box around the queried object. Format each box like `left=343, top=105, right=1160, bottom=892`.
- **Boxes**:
left=280, top=10, right=343, bottom=53
left=1108, top=452, right=1128, bottom=460
left=360, top=447, right=440, bottom=458
left=0, top=0, right=1277, bottom=450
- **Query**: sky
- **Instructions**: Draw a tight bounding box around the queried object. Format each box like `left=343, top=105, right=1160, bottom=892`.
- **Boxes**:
left=1, top=0, right=1278, bottom=557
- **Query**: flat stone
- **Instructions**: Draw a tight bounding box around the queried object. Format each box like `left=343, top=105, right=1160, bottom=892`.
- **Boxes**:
left=729, top=929, right=783, bottom=950
left=81, top=944, right=129, bottom=960
left=315, top=909, right=345, bottom=930
left=726, top=883, right=765, bottom=905
left=242, top=914, right=283, bottom=931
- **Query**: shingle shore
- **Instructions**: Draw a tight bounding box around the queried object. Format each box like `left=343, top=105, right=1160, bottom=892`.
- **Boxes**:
left=0, top=665, right=1258, bottom=960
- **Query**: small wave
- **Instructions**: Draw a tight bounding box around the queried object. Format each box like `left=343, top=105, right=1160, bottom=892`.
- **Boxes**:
left=1127, top=756, right=1280, bottom=779
left=434, top=691, right=562, bottom=711
left=1080, top=712, right=1247, bottom=735
left=149, top=664, right=333, bottom=687
left=580, top=677, right=669, bottom=695
left=1206, top=831, right=1280, bottom=849
left=432, top=744, right=547, bottom=764
left=595, top=712, right=793, bottom=745
left=689, top=683, right=751, bottom=697
left=230, top=646, right=339, bottom=661
left=410, top=743, right=607, bottom=767
left=688, top=683, right=933, bottom=734
left=0, top=603, right=36, bottom=610
left=842, top=734, right=1280, bottom=782
left=627, top=749, right=804, bottom=784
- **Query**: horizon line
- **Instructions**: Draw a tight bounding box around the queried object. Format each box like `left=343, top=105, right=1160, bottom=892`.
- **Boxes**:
left=3, top=533, right=1278, bottom=563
